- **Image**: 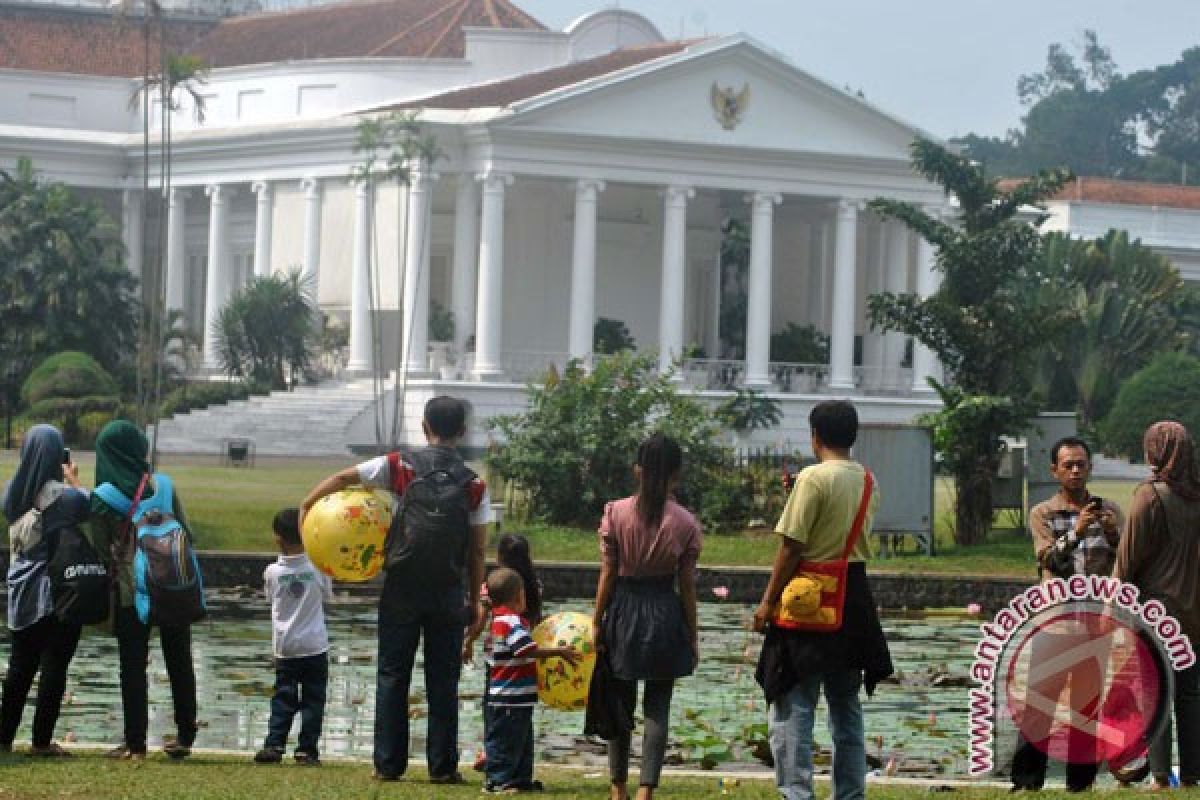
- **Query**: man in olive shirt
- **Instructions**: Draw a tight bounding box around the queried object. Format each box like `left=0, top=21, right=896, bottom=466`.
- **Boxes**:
left=753, top=400, right=892, bottom=800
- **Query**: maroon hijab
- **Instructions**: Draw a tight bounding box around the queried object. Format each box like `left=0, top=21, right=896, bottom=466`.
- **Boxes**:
left=1144, top=421, right=1200, bottom=502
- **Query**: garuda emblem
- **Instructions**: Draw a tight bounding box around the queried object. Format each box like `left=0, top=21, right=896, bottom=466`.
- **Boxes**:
left=710, top=81, right=750, bottom=130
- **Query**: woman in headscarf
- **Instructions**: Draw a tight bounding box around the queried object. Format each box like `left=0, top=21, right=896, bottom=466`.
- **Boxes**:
left=0, top=424, right=87, bottom=755
left=89, top=420, right=198, bottom=761
left=1114, top=420, right=1200, bottom=788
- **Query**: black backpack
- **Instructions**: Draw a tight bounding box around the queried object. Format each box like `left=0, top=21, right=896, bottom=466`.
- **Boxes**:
left=384, top=449, right=476, bottom=591
left=45, top=507, right=111, bottom=627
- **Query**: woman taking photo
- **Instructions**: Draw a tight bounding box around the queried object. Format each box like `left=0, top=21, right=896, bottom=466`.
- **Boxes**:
left=592, top=433, right=701, bottom=800
left=1114, top=420, right=1200, bottom=788
left=0, top=425, right=87, bottom=755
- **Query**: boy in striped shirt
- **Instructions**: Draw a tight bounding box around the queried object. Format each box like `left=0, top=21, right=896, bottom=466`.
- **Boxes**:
left=483, top=568, right=579, bottom=794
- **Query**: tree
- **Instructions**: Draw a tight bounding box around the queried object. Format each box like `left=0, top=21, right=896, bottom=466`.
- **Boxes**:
left=868, top=139, right=1074, bottom=545
left=0, top=157, right=140, bottom=388
left=1101, top=352, right=1200, bottom=459
left=593, top=317, right=636, bottom=355
left=1032, top=231, right=1199, bottom=430
left=21, top=351, right=121, bottom=445
left=215, top=271, right=318, bottom=389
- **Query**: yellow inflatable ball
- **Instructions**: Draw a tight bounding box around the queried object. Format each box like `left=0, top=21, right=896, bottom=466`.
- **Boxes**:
left=531, top=612, right=597, bottom=711
left=301, top=488, right=391, bottom=582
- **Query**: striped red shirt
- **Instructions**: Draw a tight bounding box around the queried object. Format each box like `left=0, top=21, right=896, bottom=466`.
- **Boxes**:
left=487, top=605, right=538, bottom=707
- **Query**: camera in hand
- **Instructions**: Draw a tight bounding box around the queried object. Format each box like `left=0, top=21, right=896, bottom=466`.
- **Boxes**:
left=62, top=447, right=71, bottom=465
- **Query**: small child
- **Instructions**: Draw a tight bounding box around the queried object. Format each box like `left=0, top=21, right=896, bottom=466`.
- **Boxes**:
left=254, top=508, right=333, bottom=766
left=482, top=567, right=578, bottom=794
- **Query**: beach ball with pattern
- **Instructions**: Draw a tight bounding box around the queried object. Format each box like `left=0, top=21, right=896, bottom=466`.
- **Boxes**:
left=531, top=612, right=596, bottom=711
left=302, top=488, right=390, bottom=582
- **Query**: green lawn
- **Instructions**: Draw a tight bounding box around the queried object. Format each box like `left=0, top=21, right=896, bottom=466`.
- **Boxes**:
left=0, top=452, right=1140, bottom=578
left=0, top=753, right=1156, bottom=799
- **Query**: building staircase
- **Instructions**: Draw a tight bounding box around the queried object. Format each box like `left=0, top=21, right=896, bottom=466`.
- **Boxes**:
left=148, top=381, right=381, bottom=456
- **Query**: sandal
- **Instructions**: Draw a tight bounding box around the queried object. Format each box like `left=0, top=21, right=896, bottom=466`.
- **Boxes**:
left=162, top=735, right=192, bottom=760
left=28, top=743, right=72, bottom=758
left=106, top=745, right=147, bottom=760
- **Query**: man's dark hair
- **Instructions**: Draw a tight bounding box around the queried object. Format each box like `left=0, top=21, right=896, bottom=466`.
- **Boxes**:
left=273, top=508, right=302, bottom=546
left=424, top=396, right=467, bottom=439
left=810, top=400, right=858, bottom=449
left=486, top=567, right=524, bottom=606
left=1051, top=436, right=1092, bottom=465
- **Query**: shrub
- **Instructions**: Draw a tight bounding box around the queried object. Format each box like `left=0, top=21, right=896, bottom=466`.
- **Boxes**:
left=1100, top=351, right=1200, bottom=458
left=593, top=318, right=636, bottom=355
left=216, top=271, right=317, bottom=389
left=159, top=381, right=268, bottom=418
left=770, top=322, right=830, bottom=363
left=21, top=351, right=118, bottom=407
left=715, top=389, right=782, bottom=433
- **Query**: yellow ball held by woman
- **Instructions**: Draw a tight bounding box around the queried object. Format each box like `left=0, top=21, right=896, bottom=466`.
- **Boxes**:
left=531, top=612, right=597, bottom=711
left=301, top=488, right=391, bottom=582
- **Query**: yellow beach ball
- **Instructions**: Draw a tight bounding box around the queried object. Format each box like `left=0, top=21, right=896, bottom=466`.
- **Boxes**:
left=301, top=488, right=391, bottom=582
left=531, top=612, right=597, bottom=711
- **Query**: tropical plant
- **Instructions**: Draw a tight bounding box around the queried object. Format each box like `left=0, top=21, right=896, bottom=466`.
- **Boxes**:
left=1100, top=352, right=1200, bottom=459
left=715, top=389, right=783, bottom=433
left=429, top=300, right=455, bottom=343
left=769, top=322, right=830, bottom=363
left=1032, top=230, right=1199, bottom=430
left=867, top=139, right=1074, bottom=545
left=0, top=157, right=140, bottom=390
left=593, top=317, right=636, bottom=355
left=214, top=271, right=318, bottom=389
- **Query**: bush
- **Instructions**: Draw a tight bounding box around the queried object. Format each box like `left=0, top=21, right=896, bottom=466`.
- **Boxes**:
left=593, top=318, right=636, bottom=355
left=1100, top=351, right=1200, bottom=458
left=770, top=323, right=830, bottom=363
left=21, top=351, right=118, bottom=407
left=159, top=381, right=268, bottom=418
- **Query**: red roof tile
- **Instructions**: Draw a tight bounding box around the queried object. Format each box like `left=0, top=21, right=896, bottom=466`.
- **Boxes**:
left=1001, top=176, right=1200, bottom=212
left=382, top=40, right=694, bottom=110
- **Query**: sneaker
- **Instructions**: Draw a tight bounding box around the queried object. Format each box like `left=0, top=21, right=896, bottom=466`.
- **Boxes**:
left=294, top=751, right=320, bottom=766
left=254, top=747, right=284, bottom=764
left=513, top=780, right=544, bottom=792
left=106, top=745, right=147, bottom=761
left=482, top=784, right=519, bottom=795
left=431, top=771, right=466, bottom=785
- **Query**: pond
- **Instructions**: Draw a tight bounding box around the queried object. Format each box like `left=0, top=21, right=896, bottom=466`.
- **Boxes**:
left=0, top=594, right=979, bottom=777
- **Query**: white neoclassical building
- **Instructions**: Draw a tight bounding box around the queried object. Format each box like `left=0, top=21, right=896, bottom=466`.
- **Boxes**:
left=2, top=0, right=966, bottom=451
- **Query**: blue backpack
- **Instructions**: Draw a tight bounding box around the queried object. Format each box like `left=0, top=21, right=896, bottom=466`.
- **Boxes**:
left=94, top=474, right=206, bottom=626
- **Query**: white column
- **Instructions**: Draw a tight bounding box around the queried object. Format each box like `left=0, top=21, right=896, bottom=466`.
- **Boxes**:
left=568, top=178, right=605, bottom=363
left=347, top=181, right=373, bottom=373
left=658, top=185, right=693, bottom=375
left=202, top=184, right=231, bottom=368
left=473, top=171, right=513, bottom=379
left=911, top=216, right=941, bottom=392
left=451, top=173, right=480, bottom=358
left=301, top=177, right=321, bottom=290
left=121, top=188, right=143, bottom=281
left=806, top=220, right=826, bottom=330
left=744, top=191, right=781, bottom=387
left=828, top=199, right=860, bottom=390
left=401, top=167, right=437, bottom=374
left=251, top=180, right=273, bottom=278
left=882, top=222, right=910, bottom=390
left=706, top=252, right=721, bottom=360
left=862, top=220, right=886, bottom=387
left=165, top=187, right=187, bottom=314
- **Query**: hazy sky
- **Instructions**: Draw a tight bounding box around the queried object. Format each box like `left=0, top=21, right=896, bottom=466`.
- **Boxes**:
left=517, top=0, right=1199, bottom=139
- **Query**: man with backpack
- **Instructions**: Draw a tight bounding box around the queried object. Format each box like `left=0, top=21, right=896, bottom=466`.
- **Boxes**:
left=301, top=396, right=490, bottom=783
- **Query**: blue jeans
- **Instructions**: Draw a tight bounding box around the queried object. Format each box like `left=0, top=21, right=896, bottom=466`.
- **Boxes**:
left=373, top=605, right=464, bottom=779
left=484, top=705, right=534, bottom=788
left=768, top=671, right=865, bottom=800
left=264, top=652, right=328, bottom=757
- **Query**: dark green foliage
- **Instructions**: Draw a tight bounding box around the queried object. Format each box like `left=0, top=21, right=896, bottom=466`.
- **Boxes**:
left=869, top=139, right=1073, bottom=545
left=715, top=389, right=782, bottom=433
left=159, top=381, right=266, bottom=418
left=485, top=352, right=728, bottom=527
left=717, top=218, right=750, bottom=357
left=429, top=300, right=455, bottom=342
left=0, top=157, right=139, bottom=391
left=215, top=271, right=318, bottom=389
left=1100, top=352, right=1200, bottom=459
left=769, top=323, right=829, bottom=363
left=19, top=351, right=121, bottom=445
left=593, top=317, right=635, bottom=355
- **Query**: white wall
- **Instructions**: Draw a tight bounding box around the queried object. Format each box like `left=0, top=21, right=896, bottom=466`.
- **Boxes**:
left=0, top=70, right=138, bottom=132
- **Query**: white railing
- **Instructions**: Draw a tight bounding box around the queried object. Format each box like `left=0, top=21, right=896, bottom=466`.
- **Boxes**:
left=768, top=362, right=829, bottom=394
left=499, top=351, right=570, bottom=384
left=680, top=359, right=744, bottom=390
left=852, top=365, right=915, bottom=395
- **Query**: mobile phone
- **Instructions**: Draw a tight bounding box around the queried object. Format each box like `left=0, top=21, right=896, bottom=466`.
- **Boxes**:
left=1088, top=496, right=1104, bottom=510
left=62, top=447, right=71, bottom=465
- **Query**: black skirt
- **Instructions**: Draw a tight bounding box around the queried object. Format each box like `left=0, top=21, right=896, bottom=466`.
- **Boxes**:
left=602, top=575, right=696, bottom=681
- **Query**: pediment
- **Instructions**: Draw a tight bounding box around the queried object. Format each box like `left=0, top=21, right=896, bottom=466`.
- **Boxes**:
left=499, top=38, right=930, bottom=162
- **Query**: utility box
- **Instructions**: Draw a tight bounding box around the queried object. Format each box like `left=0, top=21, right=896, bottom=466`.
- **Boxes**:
left=1026, top=413, right=1078, bottom=511
left=994, top=445, right=1027, bottom=526
left=853, top=424, right=935, bottom=555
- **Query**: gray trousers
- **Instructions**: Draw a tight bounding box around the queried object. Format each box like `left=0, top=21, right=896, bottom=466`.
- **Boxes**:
left=607, top=679, right=675, bottom=788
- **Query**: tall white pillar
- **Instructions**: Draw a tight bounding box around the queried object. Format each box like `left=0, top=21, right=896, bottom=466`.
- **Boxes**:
left=401, top=167, right=437, bottom=374
left=828, top=199, right=860, bottom=390
left=744, top=191, right=781, bottom=387
left=301, top=177, right=321, bottom=290
left=862, top=220, right=887, bottom=387
left=568, top=178, right=605, bottom=363
left=882, top=222, right=910, bottom=390
left=806, top=220, right=826, bottom=330
left=912, top=214, right=941, bottom=392
left=451, top=174, right=480, bottom=358
left=121, top=188, right=143, bottom=282
left=658, top=185, right=693, bottom=375
left=706, top=252, right=721, bottom=360
left=251, top=180, right=273, bottom=279
left=165, top=187, right=187, bottom=314
left=473, top=171, right=513, bottom=379
left=202, top=184, right=231, bottom=368
left=348, top=181, right=373, bottom=373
